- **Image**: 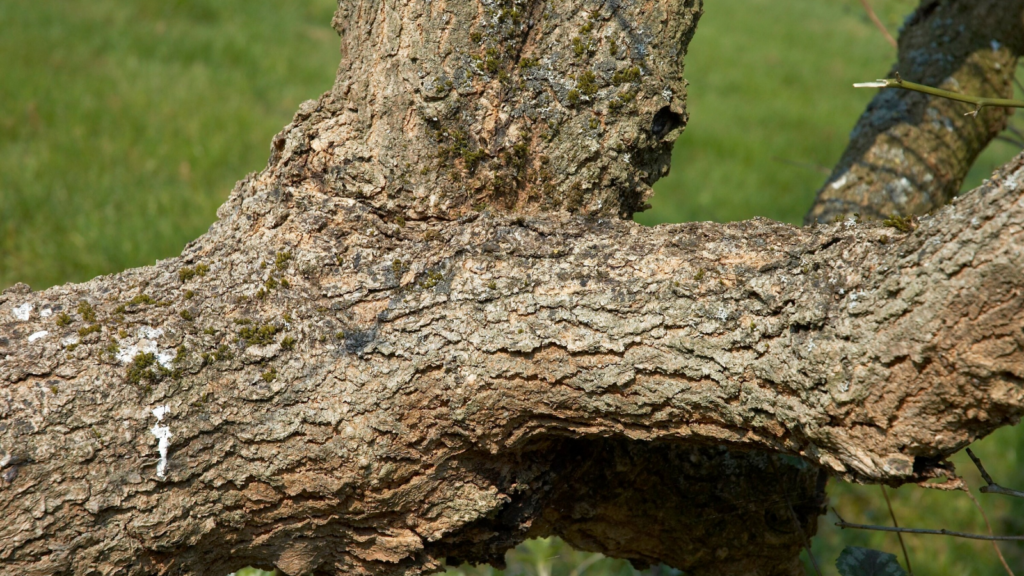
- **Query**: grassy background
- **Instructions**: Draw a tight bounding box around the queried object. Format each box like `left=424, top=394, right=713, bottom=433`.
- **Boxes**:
left=2, top=1, right=1022, bottom=574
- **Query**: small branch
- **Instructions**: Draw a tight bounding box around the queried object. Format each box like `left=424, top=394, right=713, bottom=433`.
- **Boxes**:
left=833, top=508, right=1024, bottom=542
left=966, top=448, right=1024, bottom=499
left=881, top=486, right=913, bottom=575
left=959, top=476, right=1015, bottom=576
left=858, top=0, right=897, bottom=49
left=854, top=72, right=1024, bottom=117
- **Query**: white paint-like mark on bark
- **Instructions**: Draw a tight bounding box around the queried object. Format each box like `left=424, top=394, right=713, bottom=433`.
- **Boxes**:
left=150, top=405, right=172, bottom=479
left=12, top=303, right=32, bottom=321
left=28, top=331, right=49, bottom=343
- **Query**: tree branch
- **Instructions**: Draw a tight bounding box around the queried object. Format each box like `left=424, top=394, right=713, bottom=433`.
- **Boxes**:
left=806, top=0, right=1024, bottom=223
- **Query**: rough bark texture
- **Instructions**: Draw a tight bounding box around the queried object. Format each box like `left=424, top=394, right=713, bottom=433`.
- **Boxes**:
left=308, top=0, right=698, bottom=220
left=805, top=0, right=1024, bottom=224
left=2, top=1, right=1024, bottom=576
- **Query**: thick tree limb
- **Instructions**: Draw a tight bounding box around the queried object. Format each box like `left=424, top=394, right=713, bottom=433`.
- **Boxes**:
left=2, top=1, right=1024, bottom=575
left=806, top=0, right=1024, bottom=223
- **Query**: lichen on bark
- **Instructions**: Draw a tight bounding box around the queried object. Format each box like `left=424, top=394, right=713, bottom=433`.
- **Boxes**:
left=2, top=1, right=1024, bottom=575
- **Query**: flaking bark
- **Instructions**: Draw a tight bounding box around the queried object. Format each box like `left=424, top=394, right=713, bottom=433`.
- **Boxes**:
left=2, top=1, right=1024, bottom=575
left=806, top=0, right=1024, bottom=224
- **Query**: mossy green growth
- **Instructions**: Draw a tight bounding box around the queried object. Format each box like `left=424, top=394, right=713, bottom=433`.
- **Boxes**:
left=173, top=345, right=187, bottom=366
left=611, top=66, right=641, bottom=85
left=566, top=89, right=581, bottom=106
left=261, top=367, right=278, bottom=383
left=128, top=294, right=156, bottom=306
left=519, top=57, right=538, bottom=69
left=280, top=336, right=296, bottom=351
left=694, top=268, right=706, bottom=281
left=234, top=318, right=253, bottom=325
left=77, top=300, right=97, bottom=322
left=203, top=326, right=217, bottom=335
left=77, top=324, right=101, bottom=337
left=178, top=263, right=210, bottom=282
left=418, top=270, right=445, bottom=289
left=184, top=290, right=195, bottom=300
left=55, top=312, right=72, bottom=327
left=126, top=351, right=171, bottom=386
left=238, top=323, right=280, bottom=346
left=179, top=309, right=195, bottom=321
left=275, top=251, right=292, bottom=270
left=882, top=214, right=915, bottom=233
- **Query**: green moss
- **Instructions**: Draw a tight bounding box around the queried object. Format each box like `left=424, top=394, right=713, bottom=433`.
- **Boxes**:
left=233, top=318, right=253, bottom=325
left=280, top=336, right=296, bottom=351
left=577, top=72, right=598, bottom=96
left=335, top=330, right=345, bottom=339
left=275, top=251, right=292, bottom=270
left=77, top=324, right=101, bottom=337
left=238, top=323, right=280, bottom=346
left=470, top=31, right=482, bottom=43
left=572, top=37, right=593, bottom=57
left=609, top=38, right=618, bottom=57
left=179, top=309, right=195, bottom=321
left=77, top=300, right=97, bottom=322
left=126, top=351, right=170, bottom=385
left=611, top=66, right=641, bottom=85
left=418, top=270, right=445, bottom=289
left=128, top=294, right=155, bottom=306
left=580, top=21, right=593, bottom=34
left=392, top=259, right=407, bottom=275
left=214, top=344, right=233, bottom=361
left=567, top=89, right=580, bottom=106
left=261, top=367, right=278, bottom=382
left=203, top=326, right=217, bottom=335
left=55, top=312, right=72, bottom=327
left=173, top=345, right=187, bottom=366
left=589, top=117, right=599, bottom=130
left=488, top=280, right=497, bottom=290
left=395, top=215, right=406, bottom=227
left=694, top=268, right=706, bottom=281
left=184, top=290, right=195, bottom=299
left=519, top=57, right=538, bottom=69
left=178, top=263, right=209, bottom=282
left=265, top=277, right=278, bottom=290
left=65, top=343, right=79, bottom=352
left=114, top=304, right=127, bottom=314
left=882, top=214, right=915, bottom=233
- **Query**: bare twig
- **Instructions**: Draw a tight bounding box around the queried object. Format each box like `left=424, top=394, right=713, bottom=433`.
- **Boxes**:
left=966, top=447, right=1024, bottom=499
left=854, top=72, right=1024, bottom=117
left=833, top=508, right=1024, bottom=541
left=959, top=476, right=1015, bottom=576
left=996, top=135, right=1024, bottom=149
left=880, top=486, right=913, bottom=575
left=858, top=0, right=897, bottom=49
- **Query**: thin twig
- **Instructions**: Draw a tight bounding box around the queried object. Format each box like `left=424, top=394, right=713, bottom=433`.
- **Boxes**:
left=858, top=0, right=897, bottom=49
left=854, top=72, right=1024, bottom=117
left=833, top=508, right=1024, bottom=541
left=996, top=135, right=1024, bottom=149
left=959, top=475, right=1015, bottom=576
left=966, top=447, right=1024, bottom=499
left=880, top=486, right=913, bottom=575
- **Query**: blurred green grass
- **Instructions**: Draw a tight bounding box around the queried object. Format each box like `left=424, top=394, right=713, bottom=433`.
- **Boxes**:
left=3, top=1, right=1022, bottom=575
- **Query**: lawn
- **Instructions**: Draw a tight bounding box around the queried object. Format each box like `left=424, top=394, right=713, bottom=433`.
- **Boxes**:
left=2, top=1, right=1022, bottom=574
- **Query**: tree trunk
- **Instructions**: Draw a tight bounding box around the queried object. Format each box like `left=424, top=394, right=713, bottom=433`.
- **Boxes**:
left=2, top=1, right=1024, bottom=575
left=805, top=0, right=1024, bottom=224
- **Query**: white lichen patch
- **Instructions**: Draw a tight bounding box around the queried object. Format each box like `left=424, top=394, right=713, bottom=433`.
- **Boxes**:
left=12, top=303, right=32, bottom=321
left=40, top=308, right=53, bottom=318
left=28, top=331, right=49, bottom=343
left=115, top=327, right=174, bottom=367
left=150, top=405, right=172, bottom=479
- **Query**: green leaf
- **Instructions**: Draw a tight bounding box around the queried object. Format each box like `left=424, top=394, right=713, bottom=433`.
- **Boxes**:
left=836, top=546, right=908, bottom=576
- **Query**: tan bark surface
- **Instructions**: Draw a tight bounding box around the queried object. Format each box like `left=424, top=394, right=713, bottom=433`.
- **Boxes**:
left=2, top=1, right=1024, bottom=575
left=806, top=0, right=1024, bottom=224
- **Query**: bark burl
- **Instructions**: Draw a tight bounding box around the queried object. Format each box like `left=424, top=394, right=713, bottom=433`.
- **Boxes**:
left=2, top=1, right=1023, bottom=575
